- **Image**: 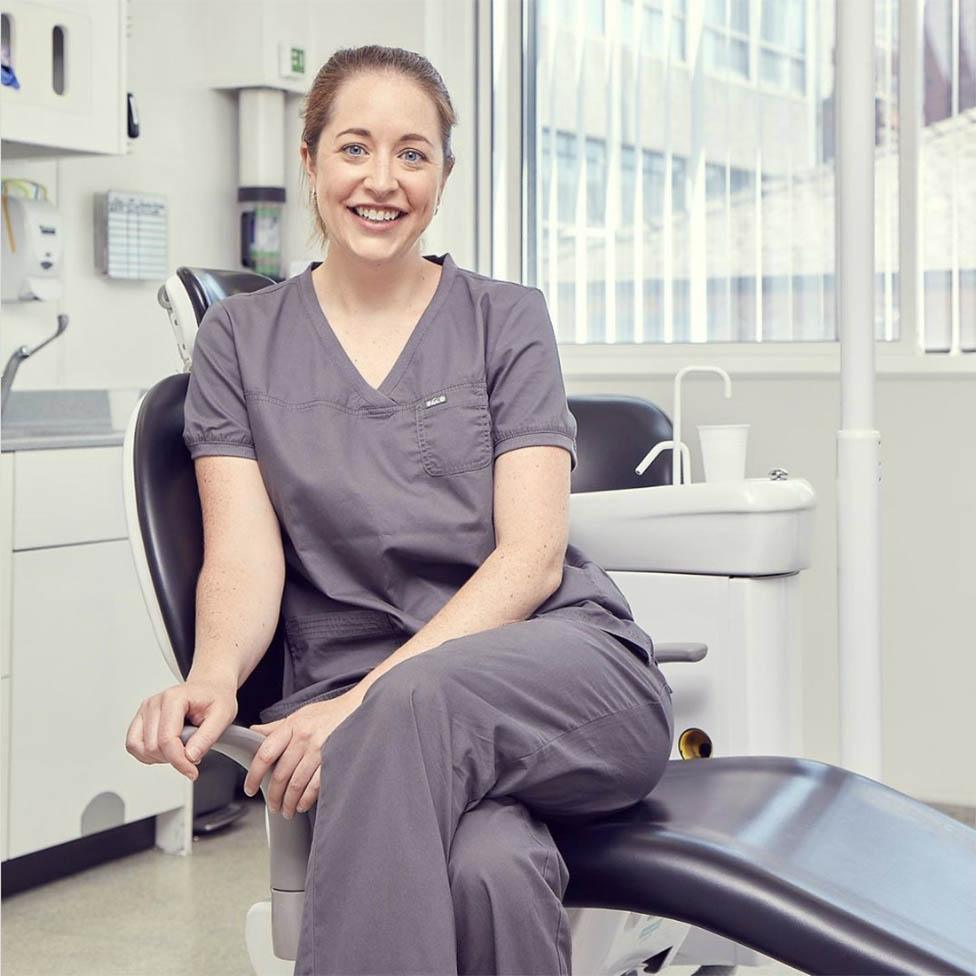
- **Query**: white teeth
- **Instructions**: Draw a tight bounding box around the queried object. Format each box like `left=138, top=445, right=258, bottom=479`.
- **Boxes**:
left=353, top=207, right=402, bottom=222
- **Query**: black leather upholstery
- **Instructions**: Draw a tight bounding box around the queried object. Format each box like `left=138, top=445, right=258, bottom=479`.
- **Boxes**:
left=131, top=372, right=283, bottom=727
left=176, top=266, right=276, bottom=324
left=571, top=395, right=673, bottom=491
left=550, top=755, right=976, bottom=975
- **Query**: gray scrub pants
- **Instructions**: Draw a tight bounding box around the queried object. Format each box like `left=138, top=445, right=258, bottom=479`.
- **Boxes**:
left=292, top=615, right=674, bottom=976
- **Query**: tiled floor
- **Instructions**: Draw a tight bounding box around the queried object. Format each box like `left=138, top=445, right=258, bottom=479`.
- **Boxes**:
left=1, top=795, right=970, bottom=975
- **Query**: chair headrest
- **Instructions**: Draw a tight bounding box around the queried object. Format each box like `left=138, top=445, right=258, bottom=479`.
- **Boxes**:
left=158, top=266, right=277, bottom=370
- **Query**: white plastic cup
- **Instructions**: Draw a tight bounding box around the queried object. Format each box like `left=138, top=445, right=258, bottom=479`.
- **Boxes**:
left=697, top=424, right=750, bottom=482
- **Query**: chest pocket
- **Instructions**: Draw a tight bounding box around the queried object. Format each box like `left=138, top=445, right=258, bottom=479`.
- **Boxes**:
left=415, top=380, right=493, bottom=476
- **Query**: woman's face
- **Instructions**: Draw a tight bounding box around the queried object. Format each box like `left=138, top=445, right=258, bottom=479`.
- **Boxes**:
left=302, top=71, right=449, bottom=263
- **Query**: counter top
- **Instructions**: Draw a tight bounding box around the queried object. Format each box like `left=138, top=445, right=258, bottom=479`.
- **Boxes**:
left=1, top=388, right=144, bottom=453
left=2, top=429, right=127, bottom=452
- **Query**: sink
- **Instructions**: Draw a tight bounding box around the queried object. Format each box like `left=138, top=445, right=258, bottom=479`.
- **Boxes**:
left=568, top=477, right=816, bottom=576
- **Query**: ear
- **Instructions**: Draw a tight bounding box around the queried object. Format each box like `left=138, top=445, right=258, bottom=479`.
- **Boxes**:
left=300, top=142, right=316, bottom=183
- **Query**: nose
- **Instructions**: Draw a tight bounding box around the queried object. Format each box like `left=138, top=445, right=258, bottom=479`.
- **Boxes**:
left=363, top=153, right=399, bottom=197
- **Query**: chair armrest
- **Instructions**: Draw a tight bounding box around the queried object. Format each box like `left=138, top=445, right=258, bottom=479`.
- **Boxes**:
left=180, top=723, right=311, bottom=892
left=654, top=643, right=708, bottom=664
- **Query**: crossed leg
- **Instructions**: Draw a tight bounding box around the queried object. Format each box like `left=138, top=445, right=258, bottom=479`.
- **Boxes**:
left=293, top=615, right=673, bottom=975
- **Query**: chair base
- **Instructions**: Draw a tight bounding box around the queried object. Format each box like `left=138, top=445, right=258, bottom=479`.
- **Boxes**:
left=244, top=898, right=749, bottom=976
left=567, top=906, right=693, bottom=974
left=246, top=900, right=295, bottom=976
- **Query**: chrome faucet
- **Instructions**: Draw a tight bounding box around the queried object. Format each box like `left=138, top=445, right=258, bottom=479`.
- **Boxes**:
left=1, top=314, right=69, bottom=413
left=636, top=365, right=733, bottom=485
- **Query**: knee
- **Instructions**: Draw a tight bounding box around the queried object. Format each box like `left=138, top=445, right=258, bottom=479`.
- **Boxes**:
left=321, top=652, right=452, bottom=759
left=360, top=647, right=455, bottom=708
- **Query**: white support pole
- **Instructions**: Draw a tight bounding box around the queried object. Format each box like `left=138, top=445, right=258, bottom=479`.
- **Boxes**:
left=835, top=0, right=884, bottom=782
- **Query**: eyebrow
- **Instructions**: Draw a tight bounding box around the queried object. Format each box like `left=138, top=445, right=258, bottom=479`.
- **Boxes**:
left=334, top=127, right=433, bottom=147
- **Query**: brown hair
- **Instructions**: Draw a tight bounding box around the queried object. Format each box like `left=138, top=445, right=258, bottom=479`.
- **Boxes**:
left=300, top=45, right=457, bottom=249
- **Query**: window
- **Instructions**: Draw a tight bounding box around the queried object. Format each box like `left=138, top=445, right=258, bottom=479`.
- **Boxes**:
left=588, top=0, right=605, bottom=34
left=586, top=137, right=607, bottom=225
left=620, top=144, right=636, bottom=226
left=556, top=131, right=577, bottom=223
left=704, top=0, right=751, bottom=80
left=759, top=0, right=807, bottom=94
left=922, top=0, right=976, bottom=351
left=524, top=0, right=971, bottom=354
left=616, top=0, right=685, bottom=60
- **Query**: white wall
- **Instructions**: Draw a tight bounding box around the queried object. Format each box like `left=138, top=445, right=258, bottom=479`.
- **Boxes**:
left=574, top=370, right=976, bottom=807
left=1, top=0, right=972, bottom=809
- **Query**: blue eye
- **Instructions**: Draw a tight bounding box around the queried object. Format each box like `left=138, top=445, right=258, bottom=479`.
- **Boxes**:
left=340, top=144, right=426, bottom=164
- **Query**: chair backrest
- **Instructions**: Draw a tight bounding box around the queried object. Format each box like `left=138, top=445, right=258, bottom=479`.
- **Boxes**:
left=159, top=266, right=277, bottom=371
left=570, top=396, right=672, bottom=491
left=177, top=266, right=277, bottom=325
left=125, top=267, right=674, bottom=722
left=125, top=371, right=285, bottom=725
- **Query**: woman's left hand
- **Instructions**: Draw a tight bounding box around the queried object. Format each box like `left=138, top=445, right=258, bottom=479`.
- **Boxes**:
left=245, top=690, right=362, bottom=818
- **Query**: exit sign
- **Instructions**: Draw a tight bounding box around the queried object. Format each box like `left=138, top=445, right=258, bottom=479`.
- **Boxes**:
left=279, top=43, right=306, bottom=80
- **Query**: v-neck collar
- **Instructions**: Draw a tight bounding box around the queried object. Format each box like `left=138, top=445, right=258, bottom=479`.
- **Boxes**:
left=299, top=252, right=456, bottom=408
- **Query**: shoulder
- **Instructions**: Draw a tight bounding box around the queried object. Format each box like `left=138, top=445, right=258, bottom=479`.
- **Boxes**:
left=202, top=272, right=306, bottom=347
left=218, top=273, right=298, bottom=321
left=449, top=261, right=543, bottom=324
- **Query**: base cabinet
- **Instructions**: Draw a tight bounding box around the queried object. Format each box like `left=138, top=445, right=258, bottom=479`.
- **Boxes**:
left=7, top=538, right=183, bottom=859
left=612, top=569, right=805, bottom=760
left=2, top=675, right=10, bottom=859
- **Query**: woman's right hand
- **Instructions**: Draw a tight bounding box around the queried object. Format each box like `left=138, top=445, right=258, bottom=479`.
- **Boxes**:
left=125, top=675, right=239, bottom=781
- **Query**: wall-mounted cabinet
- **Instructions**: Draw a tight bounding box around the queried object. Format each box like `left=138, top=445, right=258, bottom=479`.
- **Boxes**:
left=1, top=0, right=127, bottom=158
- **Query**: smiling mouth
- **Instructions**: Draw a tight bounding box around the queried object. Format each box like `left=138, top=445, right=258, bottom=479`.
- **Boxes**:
left=347, top=207, right=406, bottom=224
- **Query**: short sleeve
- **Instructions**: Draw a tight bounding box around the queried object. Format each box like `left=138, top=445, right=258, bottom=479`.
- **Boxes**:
left=182, top=300, right=257, bottom=460
left=486, top=287, right=578, bottom=471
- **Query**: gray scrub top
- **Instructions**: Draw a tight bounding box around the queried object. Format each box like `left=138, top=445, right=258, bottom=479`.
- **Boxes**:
left=183, top=252, right=661, bottom=700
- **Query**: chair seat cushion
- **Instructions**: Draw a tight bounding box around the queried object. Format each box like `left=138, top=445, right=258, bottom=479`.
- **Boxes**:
left=547, top=756, right=976, bottom=976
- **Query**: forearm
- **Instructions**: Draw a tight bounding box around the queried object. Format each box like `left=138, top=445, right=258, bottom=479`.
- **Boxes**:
left=347, top=546, right=561, bottom=705
left=187, top=557, right=284, bottom=690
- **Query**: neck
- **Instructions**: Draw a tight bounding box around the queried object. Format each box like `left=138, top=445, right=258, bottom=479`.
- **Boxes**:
left=314, top=247, right=437, bottom=316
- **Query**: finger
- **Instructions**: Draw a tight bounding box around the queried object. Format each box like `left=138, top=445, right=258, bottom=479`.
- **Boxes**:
left=125, top=708, right=149, bottom=763
left=280, top=753, right=319, bottom=819
left=245, top=726, right=290, bottom=800
left=143, top=697, right=162, bottom=760
left=249, top=719, right=281, bottom=733
left=295, top=766, right=321, bottom=815
left=159, top=693, right=197, bottom=780
left=266, top=737, right=307, bottom=814
left=184, top=704, right=233, bottom=766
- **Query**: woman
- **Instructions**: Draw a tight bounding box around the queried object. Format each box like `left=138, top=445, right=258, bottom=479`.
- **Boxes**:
left=126, top=45, right=673, bottom=976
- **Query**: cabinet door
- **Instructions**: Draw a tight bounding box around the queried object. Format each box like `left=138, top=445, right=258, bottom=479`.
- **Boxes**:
left=8, top=539, right=184, bottom=859
left=2, top=675, right=10, bottom=860
left=2, top=453, right=12, bottom=677
left=0, top=0, right=126, bottom=156
left=610, top=570, right=740, bottom=756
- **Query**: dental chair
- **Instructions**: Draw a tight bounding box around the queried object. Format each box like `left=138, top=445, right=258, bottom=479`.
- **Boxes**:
left=122, top=266, right=976, bottom=976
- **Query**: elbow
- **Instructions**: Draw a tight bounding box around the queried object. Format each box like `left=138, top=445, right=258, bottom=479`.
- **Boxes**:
left=495, top=543, right=564, bottom=598
left=545, top=556, right=565, bottom=597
